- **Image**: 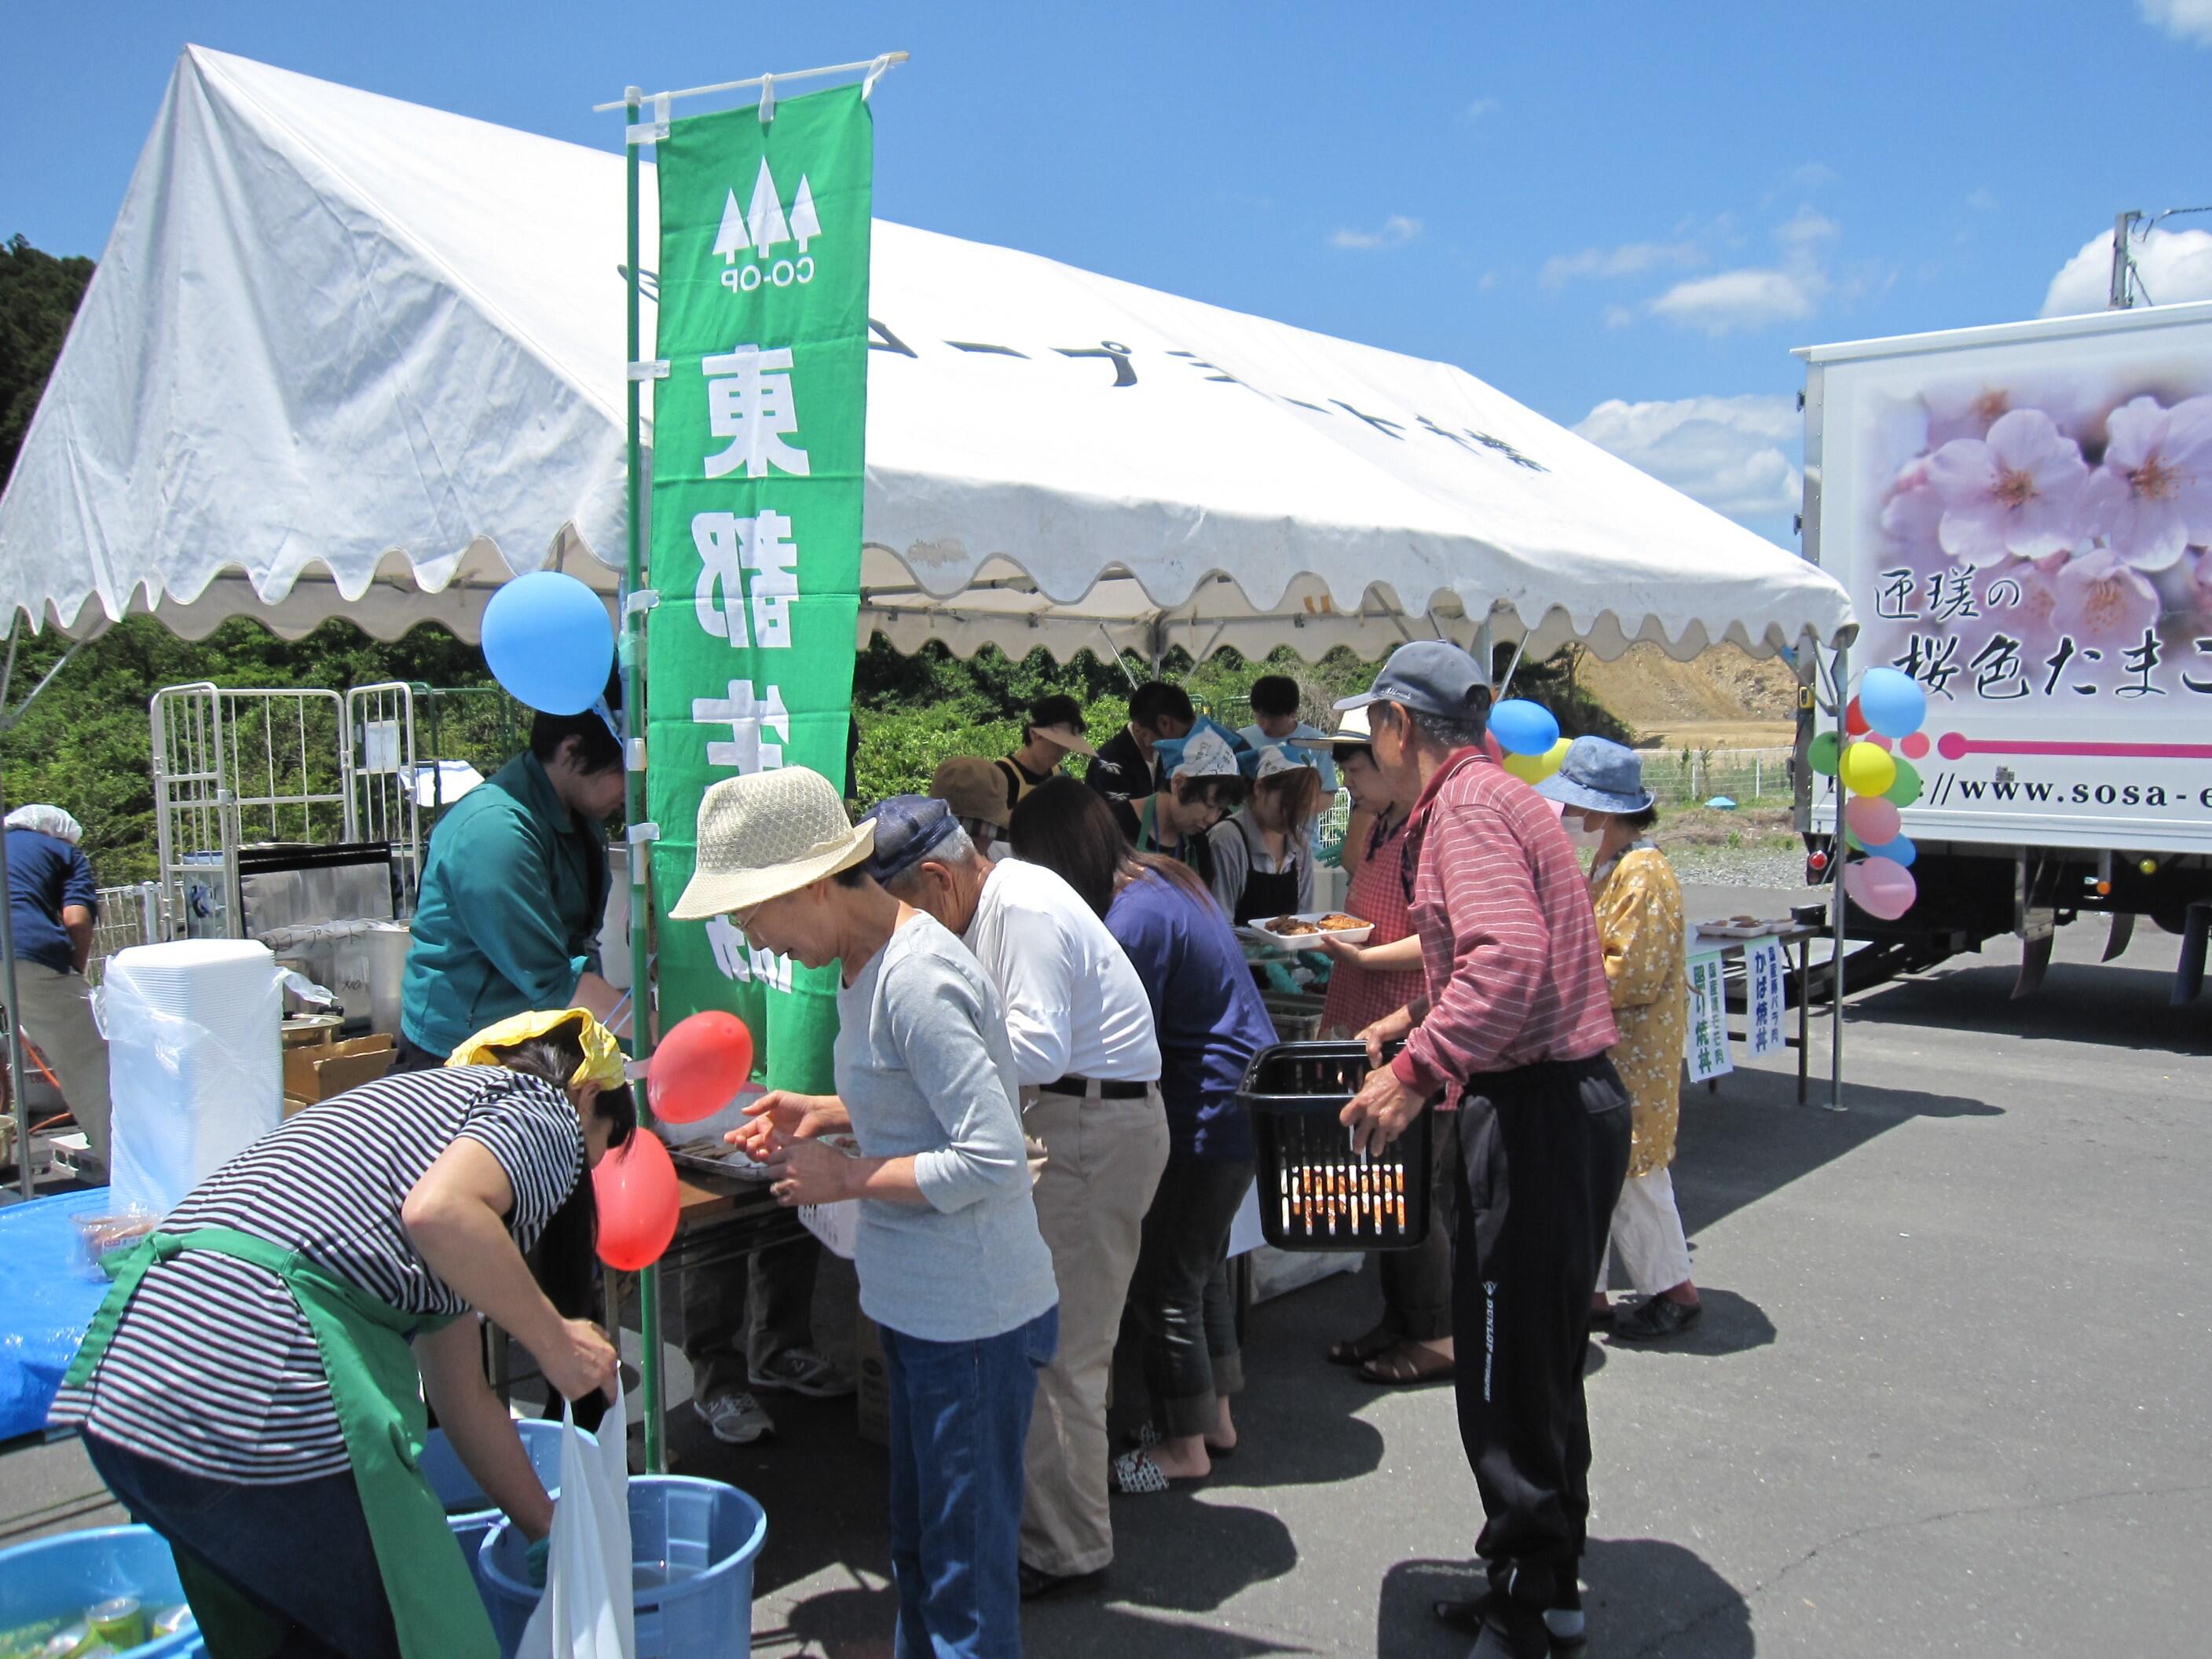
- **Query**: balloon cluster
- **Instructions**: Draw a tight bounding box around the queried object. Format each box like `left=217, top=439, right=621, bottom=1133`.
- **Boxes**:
left=591, top=1011, right=759, bottom=1272
left=1809, top=667, right=1925, bottom=921
left=1491, top=699, right=1573, bottom=784
left=482, top=571, right=617, bottom=716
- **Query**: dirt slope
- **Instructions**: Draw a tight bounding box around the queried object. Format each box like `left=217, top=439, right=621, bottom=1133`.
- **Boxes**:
left=1574, top=643, right=1797, bottom=749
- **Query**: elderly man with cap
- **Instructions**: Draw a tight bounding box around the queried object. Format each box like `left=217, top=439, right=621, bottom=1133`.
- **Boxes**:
left=862, top=793, right=1166, bottom=1599
left=1335, top=642, right=1632, bottom=1659
left=689, top=768, right=1057, bottom=1659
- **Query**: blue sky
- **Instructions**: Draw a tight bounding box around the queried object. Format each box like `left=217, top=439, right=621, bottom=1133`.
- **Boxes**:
left=8, top=1, right=2212, bottom=546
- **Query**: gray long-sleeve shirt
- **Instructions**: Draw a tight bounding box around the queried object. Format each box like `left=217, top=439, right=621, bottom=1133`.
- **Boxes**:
left=835, top=913, right=1058, bottom=1342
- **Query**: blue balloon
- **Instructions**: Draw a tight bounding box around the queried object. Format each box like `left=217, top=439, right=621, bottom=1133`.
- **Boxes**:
left=1858, top=667, right=1927, bottom=741
left=1866, top=833, right=1917, bottom=867
left=482, top=573, right=615, bottom=716
left=1489, top=698, right=1560, bottom=757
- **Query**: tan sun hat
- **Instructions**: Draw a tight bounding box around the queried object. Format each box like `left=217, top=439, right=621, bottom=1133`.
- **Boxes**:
left=928, top=755, right=1011, bottom=829
left=1031, top=721, right=1097, bottom=759
left=1329, top=705, right=1373, bottom=745
left=669, top=767, right=877, bottom=920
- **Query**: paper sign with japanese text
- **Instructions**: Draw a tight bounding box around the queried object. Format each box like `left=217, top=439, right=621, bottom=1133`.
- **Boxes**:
left=1744, top=937, right=1788, bottom=1059
left=647, top=88, right=870, bottom=1092
left=1684, top=949, right=1733, bottom=1083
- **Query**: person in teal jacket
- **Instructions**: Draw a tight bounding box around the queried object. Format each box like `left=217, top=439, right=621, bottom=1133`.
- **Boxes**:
left=398, top=699, right=629, bottom=1067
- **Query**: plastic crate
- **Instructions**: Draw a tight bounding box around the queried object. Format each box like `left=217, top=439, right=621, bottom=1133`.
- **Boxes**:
left=1239, top=1040, right=1432, bottom=1251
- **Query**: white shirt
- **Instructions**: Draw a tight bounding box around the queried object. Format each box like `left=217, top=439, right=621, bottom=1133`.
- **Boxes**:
left=962, top=857, right=1163, bottom=1087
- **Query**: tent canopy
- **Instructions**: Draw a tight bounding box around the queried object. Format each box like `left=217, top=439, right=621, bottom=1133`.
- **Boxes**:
left=0, top=47, right=1854, bottom=664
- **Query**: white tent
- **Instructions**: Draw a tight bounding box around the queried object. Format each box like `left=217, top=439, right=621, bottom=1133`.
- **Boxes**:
left=0, top=47, right=1853, bottom=662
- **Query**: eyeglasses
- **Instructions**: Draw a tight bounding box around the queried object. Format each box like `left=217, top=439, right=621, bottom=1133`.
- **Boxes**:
left=727, top=899, right=768, bottom=937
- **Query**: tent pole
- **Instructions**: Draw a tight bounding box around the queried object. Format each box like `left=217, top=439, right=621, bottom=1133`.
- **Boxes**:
left=623, top=86, right=668, bottom=1474
left=1828, top=638, right=1848, bottom=1112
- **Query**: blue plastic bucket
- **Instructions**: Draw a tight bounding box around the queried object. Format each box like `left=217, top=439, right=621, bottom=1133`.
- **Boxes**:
left=479, top=1475, right=767, bottom=1659
left=0, top=1524, right=203, bottom=1656
left=422, top=1419, right=580, bottom=1613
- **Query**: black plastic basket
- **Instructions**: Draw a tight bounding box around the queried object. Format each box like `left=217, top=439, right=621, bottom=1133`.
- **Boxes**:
left=1238, top=1040, right=1432, bottom=1251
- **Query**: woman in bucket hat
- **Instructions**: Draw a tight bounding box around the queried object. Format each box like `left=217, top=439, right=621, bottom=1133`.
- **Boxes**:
left=690, top=767, right=1059, bottom=1659
left=1537, top=738, right=1703, bottom=1342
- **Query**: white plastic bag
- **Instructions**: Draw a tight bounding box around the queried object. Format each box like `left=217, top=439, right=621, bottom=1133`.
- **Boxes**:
left=517, top=1380, right=635, bottom=1659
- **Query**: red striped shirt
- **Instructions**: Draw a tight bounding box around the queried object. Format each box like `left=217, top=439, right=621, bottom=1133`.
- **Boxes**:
left=1389, top=749, right=1619, bottom=1104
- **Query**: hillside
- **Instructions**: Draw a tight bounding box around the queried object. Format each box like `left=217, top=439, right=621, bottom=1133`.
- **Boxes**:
left=1575, top=642, right=1798, bottom=749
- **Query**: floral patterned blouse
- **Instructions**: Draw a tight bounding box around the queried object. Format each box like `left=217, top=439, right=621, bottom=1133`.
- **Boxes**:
left=1591, top=844, right=1688, bottom=1179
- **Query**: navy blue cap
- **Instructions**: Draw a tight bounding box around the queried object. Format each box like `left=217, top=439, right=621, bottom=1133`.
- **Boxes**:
left=858, top=794, right=961, bottom=884
left=1333, top=640, right=1491, bottom=720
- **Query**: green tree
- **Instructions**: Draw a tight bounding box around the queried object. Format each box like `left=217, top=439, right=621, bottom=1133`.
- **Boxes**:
left=1, top=235, right=94, bottom=489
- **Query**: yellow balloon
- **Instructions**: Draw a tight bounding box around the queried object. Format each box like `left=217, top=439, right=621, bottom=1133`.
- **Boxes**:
left=1839, top=740, right=1897, bottom=798
left=1540, top=737, right=1573, bottom=779
left=1503, top=752, right=1549, bottom=783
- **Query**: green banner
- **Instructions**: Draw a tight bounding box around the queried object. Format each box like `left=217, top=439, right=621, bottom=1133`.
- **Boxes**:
left=648, top=87, right=872, bottom=1092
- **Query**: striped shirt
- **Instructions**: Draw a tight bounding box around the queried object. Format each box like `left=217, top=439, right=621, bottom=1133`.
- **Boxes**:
left=50, top=1066, right=583, bottom=1482
left=1390, top=749, right=1619, bottom=1106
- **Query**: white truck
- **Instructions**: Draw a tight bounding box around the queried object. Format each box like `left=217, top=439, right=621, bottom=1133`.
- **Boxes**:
left=1797, top=299, right=2212, bottom=994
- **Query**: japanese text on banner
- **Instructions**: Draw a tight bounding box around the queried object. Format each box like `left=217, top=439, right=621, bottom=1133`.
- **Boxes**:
left=1685, top=950, right=1733, bottom=1082
left=646, top=89, right=872, bottom=1092
left=1745, top=938, right=1789, bottom=1059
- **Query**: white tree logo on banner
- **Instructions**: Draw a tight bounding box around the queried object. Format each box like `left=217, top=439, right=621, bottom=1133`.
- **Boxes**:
left=712, top=157, right=822, bottom=292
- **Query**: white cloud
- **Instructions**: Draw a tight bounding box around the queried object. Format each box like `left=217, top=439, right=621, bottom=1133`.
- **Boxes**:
left=1574, top=394, right=1803, bottom=520
left=1602, top=304, right=1635, bottom=330
left=1540, top=240, right=1703, bottom=288
left=2041, top=224, right=2212, bottom=315
left=1965, top=186, right=1998, bottom=213
left=1331, top=214, right=1423, bottom=251
left=1461, top=97, right=1500, bottom=123
left=1648, top=269, right=1818, bottom=334
left=2141, top=0, right=2212, bottom=43
left=1789, top=161, right=1839, bottom=189
left=1775, top=207, right=1839, bottom=250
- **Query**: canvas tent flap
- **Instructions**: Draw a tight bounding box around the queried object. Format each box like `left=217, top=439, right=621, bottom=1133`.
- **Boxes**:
left=0, top=47, right=1854, bottom=660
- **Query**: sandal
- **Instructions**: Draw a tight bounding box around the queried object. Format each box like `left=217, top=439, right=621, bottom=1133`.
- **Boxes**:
left=1326, top=1324, right=1397, bottom=1367
left=1357, top=1342, right=1456, bottom=1387
left=1110, top=1450, right=1175, bottom=1494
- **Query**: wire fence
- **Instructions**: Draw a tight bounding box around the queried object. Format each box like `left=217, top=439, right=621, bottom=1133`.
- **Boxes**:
left=1643, top=746, right=1795, bottom=809
left=88, top=881, right=169, bottom=983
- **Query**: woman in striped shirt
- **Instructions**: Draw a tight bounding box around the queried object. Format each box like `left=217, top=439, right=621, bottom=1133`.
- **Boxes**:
left=52, top=1009, right=634, bottom=1659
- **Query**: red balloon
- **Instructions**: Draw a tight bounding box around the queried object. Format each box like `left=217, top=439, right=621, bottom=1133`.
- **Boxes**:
left=647, top=1011, right=756, bottom=1125
left=1845, top=696, right=1869, bottom=736
left=593, top=1131, right=679, bottom=1271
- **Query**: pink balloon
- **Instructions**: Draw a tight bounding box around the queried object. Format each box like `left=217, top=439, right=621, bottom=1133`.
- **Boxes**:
left=1844, top=796, right=1902, bottom=848
left=1843, top=858, right=1917, bottom=921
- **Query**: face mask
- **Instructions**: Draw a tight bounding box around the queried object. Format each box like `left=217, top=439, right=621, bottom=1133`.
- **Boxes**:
left=1564, top=815, right=1605, bottom=852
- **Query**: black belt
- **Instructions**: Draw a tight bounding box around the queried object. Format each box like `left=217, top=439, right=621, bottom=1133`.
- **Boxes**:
left=1038, top=1076, right=1151, bottom=1101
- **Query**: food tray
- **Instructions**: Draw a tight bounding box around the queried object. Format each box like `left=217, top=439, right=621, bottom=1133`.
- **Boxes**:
left=1239, top=911, right=1375, bottom=950
left=1694, top=917, right=1793, bottom=939
left=1237, top=1041, right=1431, bottom=1252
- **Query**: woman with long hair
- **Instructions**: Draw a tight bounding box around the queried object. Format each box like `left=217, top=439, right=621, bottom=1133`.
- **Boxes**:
left=54, top=1011, right=633, bottom=1659
left=1206, top=745, right=1325, bottom=925
left=1010, top=778, right=1276, bottom=1493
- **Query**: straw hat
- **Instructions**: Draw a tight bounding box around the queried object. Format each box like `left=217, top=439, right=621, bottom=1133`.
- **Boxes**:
left=669, top=768, right=877, bottom=920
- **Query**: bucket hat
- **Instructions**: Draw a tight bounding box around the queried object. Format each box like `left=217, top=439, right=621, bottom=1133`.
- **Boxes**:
left=1534, top=737, right=1656, bottom=816
left=669, top=767, right=877, bottom=920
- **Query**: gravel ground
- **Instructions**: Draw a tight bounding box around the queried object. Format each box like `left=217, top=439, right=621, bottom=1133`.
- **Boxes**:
left=1668, top=842, right=1807, bottom=888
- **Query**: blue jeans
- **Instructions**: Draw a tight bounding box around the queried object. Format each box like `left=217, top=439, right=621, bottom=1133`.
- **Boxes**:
left=879, top=1307, right=1058, bottom=1659
left=83, top=1431, right=399, bottom=1658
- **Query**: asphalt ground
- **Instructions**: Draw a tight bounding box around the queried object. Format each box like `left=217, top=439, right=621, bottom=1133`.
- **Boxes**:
left=5, top=884, right=2205, bottom=1655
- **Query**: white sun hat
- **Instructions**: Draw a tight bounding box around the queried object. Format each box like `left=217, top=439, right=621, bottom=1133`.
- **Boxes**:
left=669, top=767, right=877, bottom=921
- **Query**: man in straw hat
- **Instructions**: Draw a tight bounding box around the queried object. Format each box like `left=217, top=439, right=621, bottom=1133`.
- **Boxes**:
left=1334, top=642, right=1632, bottom=1659
left=682, top=767, right=1058, bottom=1659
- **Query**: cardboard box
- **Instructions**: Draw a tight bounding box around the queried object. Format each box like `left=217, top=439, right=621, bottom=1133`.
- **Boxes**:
left=852, top=1310, right=889, bottom=1448
left=282, top=1033, right=395, bottom=1110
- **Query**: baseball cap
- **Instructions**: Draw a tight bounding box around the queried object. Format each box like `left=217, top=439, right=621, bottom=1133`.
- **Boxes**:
left=928, top=755, right=1011, bottom=829
left=1333, top=640, right=1492, bottom=720
left=859, top=794, right=963, bottom=885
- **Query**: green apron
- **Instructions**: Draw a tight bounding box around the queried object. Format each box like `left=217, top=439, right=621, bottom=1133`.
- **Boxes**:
left=64, top=1227, right=499, bottom=1659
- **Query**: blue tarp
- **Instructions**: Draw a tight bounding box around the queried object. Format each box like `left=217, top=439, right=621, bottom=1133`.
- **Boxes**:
left=0, top=1189, right=112, bottom=1441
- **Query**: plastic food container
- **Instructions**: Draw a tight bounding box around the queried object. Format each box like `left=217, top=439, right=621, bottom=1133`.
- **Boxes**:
left=1238, top=1041, right=1432, bottom=1252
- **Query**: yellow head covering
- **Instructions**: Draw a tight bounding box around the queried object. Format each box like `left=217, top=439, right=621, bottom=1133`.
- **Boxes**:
left=446, top=1008, right=627, bottom=1092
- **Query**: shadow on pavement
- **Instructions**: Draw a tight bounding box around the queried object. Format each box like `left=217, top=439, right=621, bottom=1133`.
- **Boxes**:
left=1851, top=958, right=2212, bottom=1057
left=1677, top=1062, right=1998, bottom=1242
left=1381, top=1537, right=1752, bottom=1658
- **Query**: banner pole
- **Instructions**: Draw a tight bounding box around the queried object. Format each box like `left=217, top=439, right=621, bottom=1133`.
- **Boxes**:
left=623, top=84, right=668, bottom=1474
left=1829, top=638, right=1849, bottom=1113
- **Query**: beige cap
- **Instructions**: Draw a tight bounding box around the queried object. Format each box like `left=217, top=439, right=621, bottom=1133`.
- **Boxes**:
left=669, top=767, right=877, bottom=920
left=929, top=755, right=1011, bottom=829
left=1031, top=722, right=1097, bottom=759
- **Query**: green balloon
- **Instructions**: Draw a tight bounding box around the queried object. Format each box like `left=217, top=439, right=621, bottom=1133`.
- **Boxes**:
left=1808, top=731, right=1840, bottom=776
left=1884, top=756, right=1923, bottom=808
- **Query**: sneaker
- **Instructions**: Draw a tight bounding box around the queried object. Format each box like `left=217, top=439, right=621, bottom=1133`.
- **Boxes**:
left=748, top=1346, right=856, bottom=1399
left=694, top=1390, right=775, bottom=1444
left=1612, top=1295, right=1704, bottom=1342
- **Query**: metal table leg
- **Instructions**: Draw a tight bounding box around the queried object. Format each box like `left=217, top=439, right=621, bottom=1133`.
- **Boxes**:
left=1796, top=935, right=1811, bottom=1105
